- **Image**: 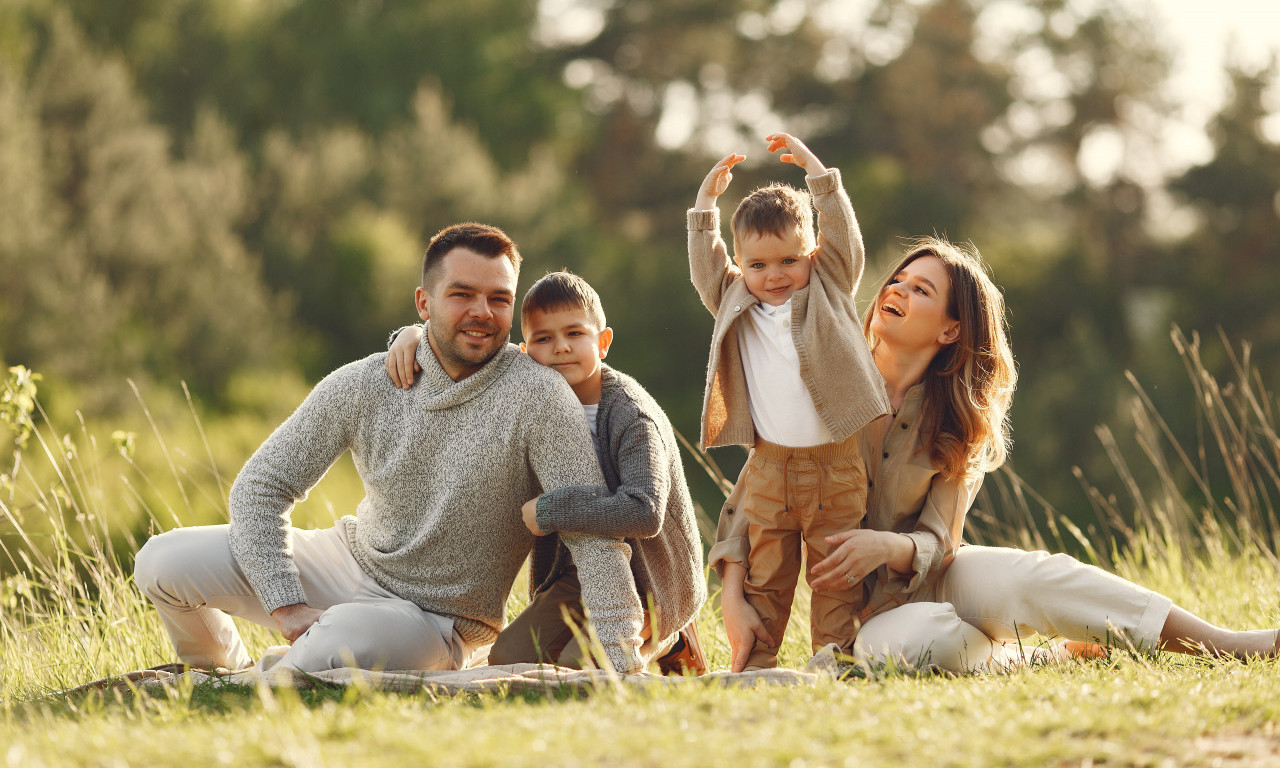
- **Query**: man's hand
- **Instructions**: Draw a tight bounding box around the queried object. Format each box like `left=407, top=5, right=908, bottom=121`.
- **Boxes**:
left=809, top=529, right=914, bottom=591
left=271, top=603, right=325, bottom=644
left=695, top=153, right=746, bottom=210
left=522, top=496, right=548, bottom=536
left=765, top=132, right=826, bottom=177
left=386, top=325, right=423, bottom=389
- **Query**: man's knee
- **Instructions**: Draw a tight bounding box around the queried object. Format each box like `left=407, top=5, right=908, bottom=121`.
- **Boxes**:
left=133, top=530, right=181, bottom=598
left=285, top=602, right=456, bottom=673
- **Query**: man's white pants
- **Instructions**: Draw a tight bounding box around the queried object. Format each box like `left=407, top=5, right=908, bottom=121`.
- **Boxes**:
left=133, top=524, right=467, bottom=673
left=853, top=545, right=1174, bottom=673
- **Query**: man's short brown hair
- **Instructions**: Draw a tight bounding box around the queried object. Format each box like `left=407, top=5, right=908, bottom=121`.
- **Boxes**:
left=422, top=223, right=522, bottom=289
left=729, top=184, right=815, bottom=252
left=520, top=271, right=606, bottom=336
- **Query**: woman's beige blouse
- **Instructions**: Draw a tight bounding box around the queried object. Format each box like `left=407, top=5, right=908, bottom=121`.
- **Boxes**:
left=707, top=382, right=983, bottom=623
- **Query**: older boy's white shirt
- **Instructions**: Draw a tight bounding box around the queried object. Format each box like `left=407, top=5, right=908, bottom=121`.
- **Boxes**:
left=738, top=298, right=834, bottom=447
left=582, top=403, right=599, bottom=437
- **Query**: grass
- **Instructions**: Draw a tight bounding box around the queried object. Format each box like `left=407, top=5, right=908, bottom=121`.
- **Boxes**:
left=3, top=328, right=1280, bottom=767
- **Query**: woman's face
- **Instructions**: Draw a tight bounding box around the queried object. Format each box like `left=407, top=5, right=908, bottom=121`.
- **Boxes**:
left=870, top=254, right=959, bottom=353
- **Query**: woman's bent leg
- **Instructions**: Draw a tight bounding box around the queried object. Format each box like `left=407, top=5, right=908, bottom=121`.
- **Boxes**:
left=934, top=545, right=1172, bottom=652
left=853, top=602, right=996, bottom=673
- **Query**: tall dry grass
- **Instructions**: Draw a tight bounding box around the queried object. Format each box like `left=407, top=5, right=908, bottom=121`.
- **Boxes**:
left=2, top=326, right=1278, bottom=704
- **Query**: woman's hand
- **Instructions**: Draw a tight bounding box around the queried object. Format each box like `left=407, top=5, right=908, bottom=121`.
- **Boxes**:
left=810, top=529, right=916, bottom=592
left=720, top=562, right=774, bottom=672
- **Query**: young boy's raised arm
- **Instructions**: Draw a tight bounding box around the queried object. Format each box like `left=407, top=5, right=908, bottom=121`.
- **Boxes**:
left=687, top=153, right=746, bottom=314
left=765, top=132, right=865, bottom=295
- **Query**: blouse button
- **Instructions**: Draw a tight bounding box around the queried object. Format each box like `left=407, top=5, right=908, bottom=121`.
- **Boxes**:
left=734, top=305, right=742, bottom=312
left=901, top=423, right=908, bottom=429
left=882, top=452, right=889, bottom=459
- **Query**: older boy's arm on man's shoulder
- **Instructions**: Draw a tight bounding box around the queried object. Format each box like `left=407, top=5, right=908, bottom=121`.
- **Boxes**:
left=385, top=324, right=423, bottom=389
left=228, top=363, right=364, bottom=617
left=535, top=414, right=669, bottom=539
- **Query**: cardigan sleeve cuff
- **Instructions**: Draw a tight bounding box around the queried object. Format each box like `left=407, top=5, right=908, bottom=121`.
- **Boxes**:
left=687, top=208, right=719, bottom=231
left=882, top=531, right=940, bottom=595
left=707, top=535, right=750, bottom=576
left=805, top=168, right=842, bottom=196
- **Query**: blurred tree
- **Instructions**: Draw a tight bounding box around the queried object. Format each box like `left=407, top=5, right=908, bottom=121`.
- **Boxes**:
left=63, top=0, right=579, bottom=168
left=0, top=10, right=284, bottom=411
left=1169, top=59, right=1280, bottom=366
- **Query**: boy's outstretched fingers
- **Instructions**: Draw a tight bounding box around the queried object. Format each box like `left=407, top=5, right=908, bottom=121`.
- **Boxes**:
left=699, top=152, right=747, bottom=200
left=764, top=132, right=823, bottom=173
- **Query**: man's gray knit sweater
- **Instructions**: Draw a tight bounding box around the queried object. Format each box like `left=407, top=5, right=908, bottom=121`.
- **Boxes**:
left=532, top=365, right=707, bottom=644
left=227, top=335, right=645, bottom=671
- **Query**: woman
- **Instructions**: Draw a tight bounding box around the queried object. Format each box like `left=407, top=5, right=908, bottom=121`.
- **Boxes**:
left=713, top=238, right=1279, bottom=673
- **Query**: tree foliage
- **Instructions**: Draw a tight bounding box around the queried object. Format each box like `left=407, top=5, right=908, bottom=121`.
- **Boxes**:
left=2, top=0, right=1278, bottom=523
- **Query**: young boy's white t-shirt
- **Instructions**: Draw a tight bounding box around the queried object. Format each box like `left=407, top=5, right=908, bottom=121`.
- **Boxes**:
left=582, top=403, right=599, bottom=437
left=737, top=298, right=834, bottom=448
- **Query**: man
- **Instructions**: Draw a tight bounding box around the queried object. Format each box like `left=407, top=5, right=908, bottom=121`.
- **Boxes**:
left=134, top=222, right=646, bottom=674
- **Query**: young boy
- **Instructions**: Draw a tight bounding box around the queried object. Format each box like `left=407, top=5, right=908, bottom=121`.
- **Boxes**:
left=693, top=133, right=890, bottom=670
left=387, top=271, right=707, bottom=674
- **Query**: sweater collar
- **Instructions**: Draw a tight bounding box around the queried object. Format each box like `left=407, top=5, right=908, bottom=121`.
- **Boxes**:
left=415, top=323, right=519, bottom=411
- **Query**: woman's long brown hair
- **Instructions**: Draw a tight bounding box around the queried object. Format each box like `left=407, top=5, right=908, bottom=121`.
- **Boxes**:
left=864, top=238, right=1016, bottom=479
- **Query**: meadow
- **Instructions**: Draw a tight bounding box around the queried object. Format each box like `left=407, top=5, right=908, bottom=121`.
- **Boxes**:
left=3, top=330, right=1280, bottom=767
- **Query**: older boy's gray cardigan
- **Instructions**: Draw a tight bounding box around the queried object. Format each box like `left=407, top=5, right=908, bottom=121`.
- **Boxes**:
left=687, top=168, right=890, bottom=449
left=533, top=365, right=707, bottom=645
left=228, top=335, right=645, bottom=672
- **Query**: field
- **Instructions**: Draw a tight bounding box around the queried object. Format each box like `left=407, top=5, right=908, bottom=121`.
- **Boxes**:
left=4, top=339, right=1280, bottom=767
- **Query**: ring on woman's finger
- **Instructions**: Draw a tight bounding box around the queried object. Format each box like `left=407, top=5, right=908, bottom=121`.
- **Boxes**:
left=845, top=573, right=858, bottom=584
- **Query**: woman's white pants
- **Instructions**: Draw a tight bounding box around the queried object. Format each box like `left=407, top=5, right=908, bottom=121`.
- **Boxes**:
left=852, top=545, right=1173, bottom=673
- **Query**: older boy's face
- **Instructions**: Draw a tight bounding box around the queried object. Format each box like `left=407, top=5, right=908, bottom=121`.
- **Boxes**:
left=734, top=228, right=814, bottom=306
left=520, top=307, right=613, bottom=404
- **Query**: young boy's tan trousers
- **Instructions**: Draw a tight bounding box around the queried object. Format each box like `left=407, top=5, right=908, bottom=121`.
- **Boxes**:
left=736, top=433, right=867, bottom=669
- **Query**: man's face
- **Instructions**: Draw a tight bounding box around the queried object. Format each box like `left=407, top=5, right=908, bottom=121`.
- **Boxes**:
left=520, top=306, right=613, bottom=404
left=415, top=247, right=517, bottom=381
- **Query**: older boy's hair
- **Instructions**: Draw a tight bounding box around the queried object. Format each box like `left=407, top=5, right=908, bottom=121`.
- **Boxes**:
left=730, top=183, right=815, bottom=252
left=421, top=222, right=522, bottom=289
left=520, top=270, right=606, bottom=334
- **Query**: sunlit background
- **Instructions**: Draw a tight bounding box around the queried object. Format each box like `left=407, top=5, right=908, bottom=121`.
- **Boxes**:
left=2, top=0, right=1279, bottom=545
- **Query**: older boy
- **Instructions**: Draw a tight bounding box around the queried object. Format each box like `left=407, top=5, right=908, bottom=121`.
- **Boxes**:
left=388, top=271, right=707, bottom=673
left=692, top=133, right=890, bottom=669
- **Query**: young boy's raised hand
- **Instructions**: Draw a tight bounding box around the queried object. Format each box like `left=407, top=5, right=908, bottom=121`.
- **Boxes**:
left=695, top=153, right=746, bottom=210
left=386, top=325, right=423, bottom=389
left=765, top=132, right=827, bottom=177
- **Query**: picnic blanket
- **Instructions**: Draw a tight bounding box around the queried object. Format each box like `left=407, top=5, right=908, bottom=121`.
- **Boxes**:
left=55, top=662, right=821, bottom=701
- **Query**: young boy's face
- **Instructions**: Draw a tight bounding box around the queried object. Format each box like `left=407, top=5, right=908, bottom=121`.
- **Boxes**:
left=733, top=228, right=814, bottom=306
left=520, top=306, right=614, bottom=404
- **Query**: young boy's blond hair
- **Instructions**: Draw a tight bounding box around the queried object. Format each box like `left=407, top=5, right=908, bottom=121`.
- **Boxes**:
left=730, top=183, right=816, bottom=251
